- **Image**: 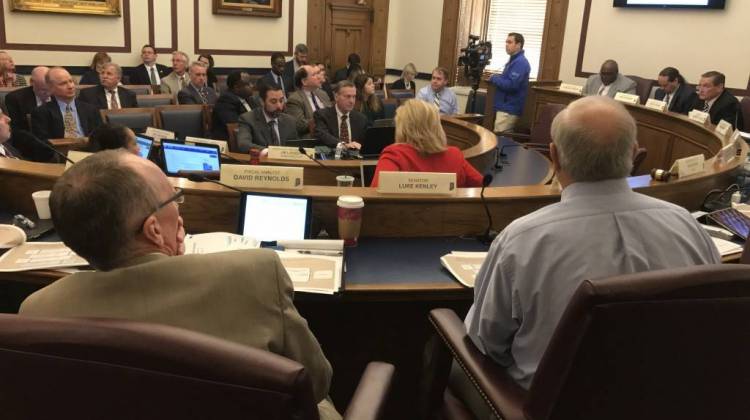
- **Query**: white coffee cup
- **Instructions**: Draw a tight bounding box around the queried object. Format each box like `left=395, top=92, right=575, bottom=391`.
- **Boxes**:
left=32, top=190, right=52, bottom=220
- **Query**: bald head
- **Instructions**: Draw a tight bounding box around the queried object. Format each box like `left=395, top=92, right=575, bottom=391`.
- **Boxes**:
left=599, top=60, right=619, bottom=86
left=300, top=64, right=321, bottom=90
left=46, top=67, right=76, bottom=102
left=551, top=96, right=637, bottom=184
left=30, top=66, right=50, bottom=98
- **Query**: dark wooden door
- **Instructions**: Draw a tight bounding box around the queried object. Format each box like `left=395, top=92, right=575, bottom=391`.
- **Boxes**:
left=324, top=3, right=372, bottom=73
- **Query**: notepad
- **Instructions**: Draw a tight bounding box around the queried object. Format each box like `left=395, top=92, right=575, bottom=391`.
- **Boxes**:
left=440, top=251, right=488, bottom=288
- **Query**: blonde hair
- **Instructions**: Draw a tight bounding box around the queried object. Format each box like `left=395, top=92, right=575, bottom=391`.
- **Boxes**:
left=401, top=63, right=417, bottom=79
left=395, top=99, right=447, bottom=154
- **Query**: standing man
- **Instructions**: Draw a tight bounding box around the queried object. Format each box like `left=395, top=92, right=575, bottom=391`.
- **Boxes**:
left=237, top=82, right=299, bottom=153
left=78, top=63, right=138, bottom=110
left=259, top=52, right=293, bottom=97
left=282, top=43, right=309, bottom=91
left=285, top=65, right=332, bottom=136
left=31, top=67, right=101, bottom=141
left=416, top=67, right=458, bottom=115
left=159, top=51, right=190, bottom=95
left=488, top=32, right=531, bottom=133
left=691, top=71, right=743, bottom=129
left=582, top=59, right=637, bottom=98
left=212, top=70, right=261, bottom=140
left=129, top=44, right=171, bottom=87
left=177, top=61, right=218, bottom=105
left=463, top=96, right=719, bottom=404
left=5, top=66, right=50, bottom=132
left=313, top=80, right=367, bottom=149
left=654, top=67, right=695, bottom=115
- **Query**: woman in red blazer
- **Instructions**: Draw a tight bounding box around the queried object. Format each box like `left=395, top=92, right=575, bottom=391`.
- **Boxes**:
left=371, top=99, right=484, bottom=188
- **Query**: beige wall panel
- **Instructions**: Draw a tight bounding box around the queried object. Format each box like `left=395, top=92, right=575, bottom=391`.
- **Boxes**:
left=385, top=0, right=443, bottom=73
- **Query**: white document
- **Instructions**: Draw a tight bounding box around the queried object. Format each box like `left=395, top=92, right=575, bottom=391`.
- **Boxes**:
left=183, top=232, right=259, bottom=255
left=710, top=237, right=742, bottom=257
left=0, top=242, right=88, bottom=272
left=440, top=251, right=488, bottom=288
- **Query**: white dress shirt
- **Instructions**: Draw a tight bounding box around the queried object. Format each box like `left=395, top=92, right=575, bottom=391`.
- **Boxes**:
left=465, top=178, right=721, bottom=389
left=144, top=64, right=162, bottom=85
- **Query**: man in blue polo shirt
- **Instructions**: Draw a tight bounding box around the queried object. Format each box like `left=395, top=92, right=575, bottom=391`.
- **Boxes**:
left=489, top=32, right=531, bottom=133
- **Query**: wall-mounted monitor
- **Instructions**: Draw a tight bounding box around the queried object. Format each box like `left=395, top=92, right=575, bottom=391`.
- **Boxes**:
left=613, top=0, right=726, bottom=9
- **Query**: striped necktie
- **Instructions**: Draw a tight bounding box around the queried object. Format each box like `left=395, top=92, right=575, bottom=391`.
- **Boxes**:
left=109, top=90, right=120, bottom=110
left=703, top=101, right=710, bottom=112
left=433, top=92, right=441, bottom=110
left=149, top=66, right=157, bottom=85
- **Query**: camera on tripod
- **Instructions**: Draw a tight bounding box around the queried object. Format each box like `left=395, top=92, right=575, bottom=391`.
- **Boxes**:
left=458, top=35, right=492, bottom=113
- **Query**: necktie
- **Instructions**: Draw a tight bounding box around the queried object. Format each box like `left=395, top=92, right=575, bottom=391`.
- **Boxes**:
left=663, top=93, right=671, bottom=107
left=433, top=92, right=441, bottom=110
left=1, top=145, right=16, bottom=159
left=269, top=120, right=280, bottom=145
left=703, top=101, right=710, bottom=112
left=149, top=66, right=157, bottom=85
left=340, top=114, right=350, bottom=143
left=178, top=75, right=185, bottom=90
left=64, top=104, right=78, bottom=138
left=197, top=87, right=208, bottom=104
left=240, top=98, right=251, bottom=112
left=276, top=74, right=285, bottom=96
left=311, top=92, right=321, bottom=111
left=109, top=90, right=120, bottom=110
left=598, top=85, right=606, bottom=96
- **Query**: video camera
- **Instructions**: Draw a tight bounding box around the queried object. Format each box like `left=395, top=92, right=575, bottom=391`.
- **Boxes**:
left=458, top=35, right=492, bottom=89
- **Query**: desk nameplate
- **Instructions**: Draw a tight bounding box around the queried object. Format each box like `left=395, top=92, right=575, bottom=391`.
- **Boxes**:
left=186, top=137, right=229, bottom=154
left=645, top=98, right=667, bottom=112
left=614, top=92, right=640, bottom=105
left=220, top=164, right=304, bottom=190
left=688, top=110, right=710, bottom=125
left=670, top=154, right=705, bottom=178
left=267, top=146, right=315, bottom=161
left=715, top=120, right=733, bottom=144
left=376, top=172, right=457, bottom=196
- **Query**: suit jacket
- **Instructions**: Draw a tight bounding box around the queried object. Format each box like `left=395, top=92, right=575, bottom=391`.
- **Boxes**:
left=285, top=89, right=332, bottom=136
left=129, top=63, right=172, bottom=86
left=259, top=71, right=293, bottom=97
left=5, top=86, right=41, bottom=131
left=31, top=98, right=102, bottom=141
left=282, top=60, right=299, bottom=92
left=237, top=107, right=300, bottom=152
left=313, top=106, right=369, bottom=148
left=582, top=73, right=637, bottom=98
left=0, top=141, right=22, bottom=159
left=177, top=84, right=218, bottom=105
left=333, top=67, right=349, bottom=84
left=18, top=250, right=337, bottom=419
left=78, top=70, right=101, bottom=86
left=211, top=92, right=262, bottom=140
left=78, top=85, right=138, bottom=110
left=390, top=78, right=416, bottom=93
left=159, top=72, right=189, bottom=96
left=691, top=90, right=744, bottom=130
left=654, top=83, right=696, bottom=115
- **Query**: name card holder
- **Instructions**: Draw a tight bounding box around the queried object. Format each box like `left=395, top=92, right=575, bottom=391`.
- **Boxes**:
left=614, top=92, right=640, bottom=105
left=64, top=150, right=93, bottom=170
left=714, top=120, right=733, bottom=144
left=558, top=83, right=583, bottom=94
left=220, top=164, right=304, bottom=190
left=718, top=142, right=737, bottom=165
left=688, top=110, right=710, bottom=125
left=730, top=129, right=742, bottom=145
left=669, top=154, right=705, bottom=178
left=645, top=98, right=667, bottom=112
left=186, top=136, right=229, bottom=154
left=376, top=171, right=457, bottom=196
left=145, top=127, right=176, bottom=145
left=267, top=146, right=315, bottom=161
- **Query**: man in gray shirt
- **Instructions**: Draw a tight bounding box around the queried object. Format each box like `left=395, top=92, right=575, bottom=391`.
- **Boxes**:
left=465, top=95, right=720, bottom=394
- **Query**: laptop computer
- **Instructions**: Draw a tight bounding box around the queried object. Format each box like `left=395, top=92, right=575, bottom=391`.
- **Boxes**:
left=161, top=139, right=221, bottom=177
left=360, top=125, right=396, bottom=157
left=135, top=135, right=153, bottom=160
left=237, top=192, right=312, bottom=242
left=360, top=162, right=377, bottom=187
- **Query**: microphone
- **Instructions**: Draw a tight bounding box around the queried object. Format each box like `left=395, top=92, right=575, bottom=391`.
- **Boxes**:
left=477, top=174, right=498, bottom=245
left=186, top=173, right=245, bottom=193
left=220, top=152, right=245, bottom=164
left=494, top=143, right=525, bottom=170
left=15, top=129, right=75, bottom=164
left=297, top=146, right=359, bottom=178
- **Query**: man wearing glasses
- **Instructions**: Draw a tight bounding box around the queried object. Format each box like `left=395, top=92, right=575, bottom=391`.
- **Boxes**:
left=19, top=150, right=342, bottom=420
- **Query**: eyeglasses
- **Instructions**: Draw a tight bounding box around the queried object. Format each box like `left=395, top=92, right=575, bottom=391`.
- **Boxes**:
left=135, top=188, right=184, bottom=234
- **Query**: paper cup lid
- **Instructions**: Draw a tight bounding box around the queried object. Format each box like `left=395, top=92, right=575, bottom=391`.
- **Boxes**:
left=32, top=190, right=51, bottom=199
left=337, top=195, right=364, bottom=208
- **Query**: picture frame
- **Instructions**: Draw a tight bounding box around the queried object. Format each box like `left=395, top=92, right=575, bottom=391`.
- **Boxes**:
left=212, top=0, right=281, bottom=18
left=9, top=0, right=121, bottom=16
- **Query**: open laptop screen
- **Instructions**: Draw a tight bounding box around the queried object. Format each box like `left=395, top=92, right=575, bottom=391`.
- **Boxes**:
left=162, top=140, right=221, bottom=176
left=135, top=136, right=153, bottom=159
left=237, top=192, right=311, bottom=241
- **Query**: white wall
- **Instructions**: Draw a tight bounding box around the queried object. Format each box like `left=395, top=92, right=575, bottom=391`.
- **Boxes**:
left=559, top=0, right=749, bottom=90
left=385, top=0, right=443, bottom=75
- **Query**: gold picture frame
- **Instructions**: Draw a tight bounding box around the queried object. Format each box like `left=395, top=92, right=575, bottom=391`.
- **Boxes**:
left=10, top=0, right=121, bottom=17
left=213, top=0, right=281, bottom=18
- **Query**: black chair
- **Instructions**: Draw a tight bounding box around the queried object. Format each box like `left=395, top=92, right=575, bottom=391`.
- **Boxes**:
left=156, top=104, right=208, bottom=139
left=388, top=89, right=415, bottom=101
left=383, top=98, right=399, bottom=119
left=122, top=85, right=153, bottom=95
left=101, top=108, right=158, bottom=134
left=0, top=314, right=395, bottom=420
left=626, top=75, right=656, bottom=105
left=137, top=94, right=174, bottom=108
left=740, top=96, right=749, bottom=131
left=464, top=90, right=486, bottom=115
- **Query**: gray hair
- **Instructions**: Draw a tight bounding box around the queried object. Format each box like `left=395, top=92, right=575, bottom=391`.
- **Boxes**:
left=172, top=50, right=189, bottom=62
left=551, top=96, right=636, bottom=182
left=101, top=62, right=122, bottom=77
left=294, top=43, right=308, bottom=54
left=189, top=61, right=207, bottom=73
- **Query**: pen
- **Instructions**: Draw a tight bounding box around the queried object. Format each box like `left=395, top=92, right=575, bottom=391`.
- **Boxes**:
left=296, top=250, right=343, bottom=256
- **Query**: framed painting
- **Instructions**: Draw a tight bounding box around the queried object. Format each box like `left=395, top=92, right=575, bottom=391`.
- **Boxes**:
left=212, top=0, right=281, bottom=18
left=10, top=0, right=121, bottom=16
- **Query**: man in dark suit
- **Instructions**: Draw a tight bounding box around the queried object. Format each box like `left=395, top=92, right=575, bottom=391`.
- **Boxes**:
left=654, top=67, right=695, bottom=115
left=31, top=67, right=102, bottom=142
left=237, top=83, right=299, bottom=153
left=332, top=53, right=360, bottom=83
left=78, top=63, right=137, bottom=111
left=691, top=71, right=743, bottom=130
left=177, top=61, right=218, bottom=105
left=282, top=43, right=308, bottom=93
left=128, top=44, right=171, bottom=86
left=259, top=52, right=293, bottom=97
left=313, top=80, right=368, bottom=149
left=211, top=70, right=261, bottom=140
left=5, top=66, right=50, bottom=132
left=0, top=111, right=22, bottom=159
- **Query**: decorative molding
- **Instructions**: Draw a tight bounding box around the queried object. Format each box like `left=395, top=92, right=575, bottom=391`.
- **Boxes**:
left=194, top=0, right=294, bottom=56
left=148, top=0, right=178, bottom=53
left=0, top=0, right=131, bottom=52
left=538, top=0, right=569, bottom=80
left=438, top=0, right=460, bottom=85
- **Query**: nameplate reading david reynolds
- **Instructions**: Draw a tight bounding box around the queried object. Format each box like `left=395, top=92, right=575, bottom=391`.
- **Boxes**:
left=220, top=165, right=304, bottom=190
left=376, top=172, right=457, bottom=195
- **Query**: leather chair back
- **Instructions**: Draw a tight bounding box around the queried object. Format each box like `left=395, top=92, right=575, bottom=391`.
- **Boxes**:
left=465, top=90, right=486, bottom=115
left=626, top=75, right=656, bottom=104
left=388, top=89, right=415, bottom=101
left=383, top=98, right=399, bottom=119
left=137, top=94, right=174, bottom=108
left=157, top=104, right=208, bottom=138
left=631, top=146, right=648, bottom=175
left=101, top=108, right=157, bottom=134
left=528, top=103, right=566, bottom=144
left=0, top=314, right=320, bottom=420
left=526, top=264, right=750, bottom=420
left=740, top=96, right=749, bottom=131
left=123, top=85, right=153, bottom=95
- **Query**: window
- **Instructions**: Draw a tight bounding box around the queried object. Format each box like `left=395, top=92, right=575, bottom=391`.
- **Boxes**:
left=484, top=0, right=547, bottom=78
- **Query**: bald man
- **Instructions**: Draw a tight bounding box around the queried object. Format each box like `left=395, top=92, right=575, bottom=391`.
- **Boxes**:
left=582, top=59, right=637, bottom=98
left=463, top=96, right=719, bottom=398
left=5, top=66, right=50, bottom=132
left=285, top=64, right=332, bottom=136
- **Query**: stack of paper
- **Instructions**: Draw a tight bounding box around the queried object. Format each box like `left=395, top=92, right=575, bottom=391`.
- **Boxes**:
left=0, top=242, right=88, bottom=272
left=184, top=232, right=259, bottom=254
left=711, top=237, right=743, bottom=257
left=440, top=251, right=488, bottom=288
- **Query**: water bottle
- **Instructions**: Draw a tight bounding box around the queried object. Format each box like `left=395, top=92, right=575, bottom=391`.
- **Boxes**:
left=335, top=142, right=344, bottom=160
